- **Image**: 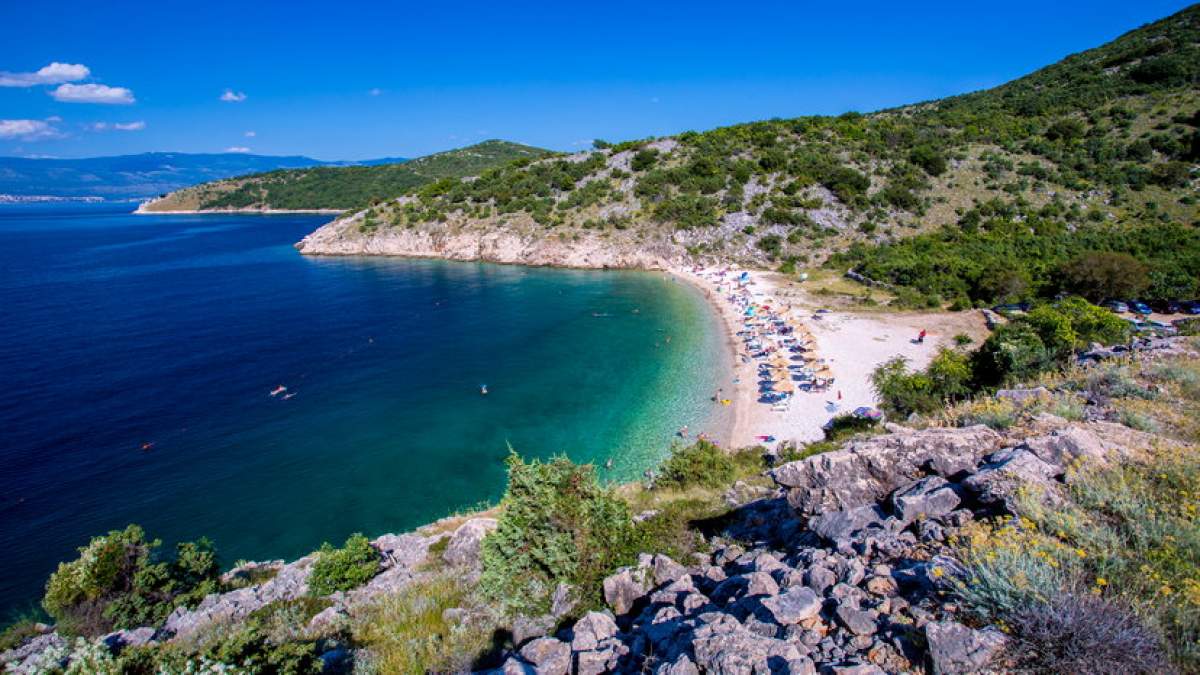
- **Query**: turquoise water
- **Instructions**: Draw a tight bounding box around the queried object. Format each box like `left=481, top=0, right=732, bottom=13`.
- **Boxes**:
left=0, top=203, right=729, bottom=616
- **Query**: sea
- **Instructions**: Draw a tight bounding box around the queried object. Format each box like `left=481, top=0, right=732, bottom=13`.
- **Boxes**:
left=0, top=202, right=729, bottom=618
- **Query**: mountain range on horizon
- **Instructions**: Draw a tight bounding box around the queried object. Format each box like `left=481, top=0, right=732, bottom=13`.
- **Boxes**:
left=0, top=152, right=410, bottom=200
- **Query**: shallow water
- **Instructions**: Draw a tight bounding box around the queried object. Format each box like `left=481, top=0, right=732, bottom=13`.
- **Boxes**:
left=0, top=203, right=728, bottom=616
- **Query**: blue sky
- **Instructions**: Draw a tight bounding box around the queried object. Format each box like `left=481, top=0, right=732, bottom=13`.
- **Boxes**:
left=1, top=0, right=1194, bottom=160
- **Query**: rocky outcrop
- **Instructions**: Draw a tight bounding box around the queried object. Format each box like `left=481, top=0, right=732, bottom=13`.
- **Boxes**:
left=770, top=425, right=1002, bottom=516
left=295, top=213, right=682, bottom=270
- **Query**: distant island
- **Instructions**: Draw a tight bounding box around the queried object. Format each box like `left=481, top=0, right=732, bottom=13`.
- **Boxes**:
left=137, top=140, right=551, bottom=213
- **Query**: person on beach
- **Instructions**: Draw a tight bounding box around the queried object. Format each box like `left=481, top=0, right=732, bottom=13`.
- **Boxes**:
left=918, top=329, right=927, bottom=344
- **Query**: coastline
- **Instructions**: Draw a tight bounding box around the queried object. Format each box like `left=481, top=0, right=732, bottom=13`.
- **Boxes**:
left=134, top=206, right=345, bottom=215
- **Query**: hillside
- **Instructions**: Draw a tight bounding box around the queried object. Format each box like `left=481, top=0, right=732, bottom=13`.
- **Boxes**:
left=299, top=5, right=1199, bottom=303
left=139, top=141, right=551, bottom=212
left=0, top=152, right=399, bottom=200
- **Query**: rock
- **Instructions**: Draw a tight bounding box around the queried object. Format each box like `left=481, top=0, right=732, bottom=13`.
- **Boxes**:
left=550, top=583, right=575, bottom=618
left=830, top=665, right=884, bottom=675
left=443, top=518, right=498, bottom=568
left=0, top=633, right=65, bottom=671
left=808, top=505, right=887, bottom=544
left=805, top=566, right=838, bottom=595
left=307, top=605, right=349, bottom=633
left=925, top=621, right=1007, bottom=674
left=891, top=477, right=960, bottom=525
left=518, top=637, right=570, bottom=675
left=603, top=567, right=648, bottom=615
left=574, top=648, right=612, bottom=675
left=864, top=575, right=897, bottom=597
left=570, top=611, right=618, bottom=652
left=963, top=448, right=1060, bottom=509
left=652, top=554, right=688, bottom=586
left=995, top=387, right=1051, bottom=403
left=100, top=626, right=157, bottom=651
left=511, top=614, right=556, bottom=647
left=689, top=618, right=805, bottom=673
left=499, top=656, right=534, bottom=674
left=772, top=426, right=1001, bottom=516
left=835, top=604, right=877, bottom=636
left=761, top=586, right=823, bottom=625
left=745, top=571, right=780, bottom=597
left=660, top=654, right=701, bottom=675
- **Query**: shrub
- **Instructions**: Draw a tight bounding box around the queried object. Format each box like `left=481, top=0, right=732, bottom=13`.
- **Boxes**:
left=1059, top=251, right=1150, bottom=302
left=480, top=454, right=636, bottom=613
left=42, top=525, right=219, bottom=637
left=307, top=533, right=380, bottom=596
left=655, top=440, right=736, bottom=490
left=1004, top=593, right=1168, bottom=674
left=822, top=414, right=881, bottom=441
left=872, top=349, right=972, bottom=417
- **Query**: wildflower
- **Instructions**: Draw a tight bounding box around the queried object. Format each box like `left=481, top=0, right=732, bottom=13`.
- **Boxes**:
left=1075, top=548, right=1087, bottom=558
left=1096, top=577, right=1108, bottom=586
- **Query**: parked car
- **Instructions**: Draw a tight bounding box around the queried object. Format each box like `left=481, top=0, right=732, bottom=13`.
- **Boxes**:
left=1127, top=300, right=1153, bottom=315
left=992, top=302, right=1031, bottom=314
left=1153, top=300, right=1184, bottom=314
left=1102, top=300, right=1129, bottom=313
left=1185, top=301, right=1200, bottom=315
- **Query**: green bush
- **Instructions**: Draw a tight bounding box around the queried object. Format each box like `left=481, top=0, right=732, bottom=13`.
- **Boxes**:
left=307, top=533, right=380, bottom=596
left=479, top=454, right=636, bottom=614
left=872, top=349, right=972, bottom=417
left=42, top=525, right=219, bottom=637
left=655, top=440, right=736, bottom=490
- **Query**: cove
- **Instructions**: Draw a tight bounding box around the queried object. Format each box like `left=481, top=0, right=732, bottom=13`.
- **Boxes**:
left=0, top=203, right=728, bottom=617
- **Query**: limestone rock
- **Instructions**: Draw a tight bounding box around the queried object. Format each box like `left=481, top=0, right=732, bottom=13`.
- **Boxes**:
left=570, top=611, right=618, bottom=652
left=760, top=586, right=822, bottom=625
left=518, top=637, right=570, bottom=675
left=443, top=518, right=498, bottom=568
left=603, top=566, right=649, bottom=615
left=925, top=621, right=1007, bottom=675
left=963, top=448, right=1060, bottom=509
left=808, top=505, right=887, bottom=544
left=891, top=476, right=961, bottom=525
left=772, top=426, right=1001, bottom=516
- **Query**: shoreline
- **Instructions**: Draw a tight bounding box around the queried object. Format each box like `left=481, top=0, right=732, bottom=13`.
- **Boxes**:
left=133, top=203, right=345, bottom=215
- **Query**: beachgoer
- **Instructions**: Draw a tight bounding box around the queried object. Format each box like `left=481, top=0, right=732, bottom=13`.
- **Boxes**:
left=918, top=329, right=927, bottom=344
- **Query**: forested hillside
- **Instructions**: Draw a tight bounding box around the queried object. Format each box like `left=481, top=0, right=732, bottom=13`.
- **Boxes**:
left=140, top=141, right=550, bottom=212
left=325, top=4, right=1198, bottom=305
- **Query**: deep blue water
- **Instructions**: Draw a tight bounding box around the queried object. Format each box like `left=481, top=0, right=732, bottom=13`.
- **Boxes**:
left=0, top=203, right=727, bottom=617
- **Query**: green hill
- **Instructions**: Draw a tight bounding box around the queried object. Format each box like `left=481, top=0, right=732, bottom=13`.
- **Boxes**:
left=139, top=140, right=552, bottom=212
left=317, top=4, right=1198, bottom=304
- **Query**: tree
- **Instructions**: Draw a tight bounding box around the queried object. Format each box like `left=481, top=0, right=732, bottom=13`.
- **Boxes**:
left=1058, top=251, right=1150, bottom=301
left=909, top=145, right=948, bottom=176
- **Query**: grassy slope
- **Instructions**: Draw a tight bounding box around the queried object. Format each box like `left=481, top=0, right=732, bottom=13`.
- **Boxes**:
left=142, top=140, right=552, bottom=211
left=350, top=5, right=1196, bottom=282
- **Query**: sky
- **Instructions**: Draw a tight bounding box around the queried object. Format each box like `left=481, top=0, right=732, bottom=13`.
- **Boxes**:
left=1, top=0, right=1194, bottom=160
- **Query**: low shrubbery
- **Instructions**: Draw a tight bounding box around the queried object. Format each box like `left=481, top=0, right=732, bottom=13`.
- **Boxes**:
left=307, top=533, right=380, bottom=596
left=872, top=298, right=1130, bottom=416
left=953, top=443, right=1200, bottom=671
left=479, top=454, right=637, bottom=614
left=41, top=525, right=219, bottom=637
left=655, top=440, right=738, bottom=489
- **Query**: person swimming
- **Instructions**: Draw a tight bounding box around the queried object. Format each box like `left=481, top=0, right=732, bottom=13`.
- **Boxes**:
left=480, top=384, right=488, bottom=395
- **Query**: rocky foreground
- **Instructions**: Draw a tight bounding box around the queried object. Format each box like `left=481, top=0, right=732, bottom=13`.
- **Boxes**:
left=4, top=338, right=1194, bottom=673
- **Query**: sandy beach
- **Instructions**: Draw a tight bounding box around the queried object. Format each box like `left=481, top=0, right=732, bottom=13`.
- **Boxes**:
left=671, top=266, right=988, bottom=450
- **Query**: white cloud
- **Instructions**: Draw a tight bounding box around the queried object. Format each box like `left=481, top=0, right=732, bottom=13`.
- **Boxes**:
left=51, top=83, right=135, bottom=104
left=0, top=62, right=90, bottom=87
left=244, top=130, right=256, bottom=137
left=224, top=146, right=251, bottom=153
left=89, top=122, right=108, bottom=131
left=114, top=121, right=145, bottom=131
left=0, top=119, right=63, bottom=140
left=220, top=89, right=246, bottom=102
left=368, top=88, right=382, bottom=96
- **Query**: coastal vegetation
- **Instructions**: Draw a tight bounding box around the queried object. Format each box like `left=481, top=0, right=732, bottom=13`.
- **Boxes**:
left=299, top=4, right=1195, bottom=298
left=140, top=140, right=551, bottom=212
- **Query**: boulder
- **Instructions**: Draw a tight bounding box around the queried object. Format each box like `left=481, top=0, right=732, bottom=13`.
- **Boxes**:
left=772, top=426, right=1001, bottom=516
left=963, top=448, right=1060, bottom=509
left=518, top=637, right=570, bottom=675
left=689, top=617, right=805, bottom=673
left=760, top=586, right=822, bottom=625
left=808, top=505, right=887, bottom=544
left=925, top=621, right=1007, bottom=674
left=511, top=614, right=556, bottom=647
left=891, top=477, right=960, bottom=525
left=652, top=554, right=689, bottom=586
left=100, top=626, right=157, bottom=651
left=995, top=387, right=1051, bottom=404
left=570, top=611, right=618, bottom=652
left=834, top=604, right=877, bottom=636
left=443, top=518, right=498, bottom=568
left=602, top=567, right=649, bottom=615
